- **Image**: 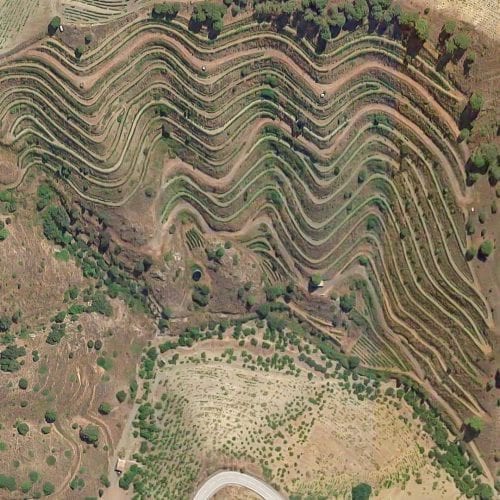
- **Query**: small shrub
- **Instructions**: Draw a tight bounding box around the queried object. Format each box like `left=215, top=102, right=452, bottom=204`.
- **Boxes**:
left=98, top=403, right=112, bottom=415
left=43, top=482, right=55, bottom=496
left=80, top=425, right=99, bottom=444
left=17, top=422, right=29, bottom=436
left=75, top=46, right=85, bottom=59
left=116, top=390, right=127, bottom=403
left=478, top=241, right=494, bottom=260
left=45, top=410, right=57, bottom=424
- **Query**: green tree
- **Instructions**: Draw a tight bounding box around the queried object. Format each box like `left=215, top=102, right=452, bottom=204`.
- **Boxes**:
left=215, top=246, right=225, bottom=260
left=20, top=480, right=32, bottom=493
left=153, top=2, right=180, bottom=19
left=29, top=471, right=40, bottom=483
left=352, top=482, right=372, bottom=500
left=469, top=92, right=483, bottom=113
left=366, top=215, right=378, bottom=231
left=445, top=37, right=456, bottom=55
left=192, top=284, right=210, bottom=307
left=0, top=344, right=26, bottom=372
left=414, top=18, right=429, bottom=41
left=441, top=20, right=455, bottom=36
left=310, top=274, right=323, bottom=287
left=42, top=205, right=70, bottom=244
left=246, top=295, right=256, bottom=308
left=465, top=51, right=476, bottom=65
left=98, top=402, right=112, bottom=415
left=458, top=128, right=470, bottom=143
left=348, top=356, right=360, bottom=370
left=0, top=475, right=16, bottom=491
left=344, top=0, right=369, bottom=23
left=0, top=315, right=12, bottom=332
left=17, top=422, right=29, bottom=436
left=75, top=46, right=85, bottom=59
left=90, top=292, right=113, bottom=316
left=327, top=6, right=345, bottom=30
left=190, top=2, right=227, bottom=35
left=465, top=416, right=484, bottom=434
left=478, top=241, right=494, bottom=259
left=19, top=378, right=28, bottom=390
left=453, top=32, right=471, bottom=50
left=116, top=390, right=127, bottom=403
left=161, top=306, right=172, bottom=320
left=80, top=424, right=99, bottom=444
left=465, top=247, right=476, bottom=261
left=100, top=474, right=111, bottom=487
left=475, top=483, right=493, bottom=500
left=48, top=16, right=61, bottom=35
left=43, top=482, right=55, bottom=496
left=340, top=293, right=355, bottom=313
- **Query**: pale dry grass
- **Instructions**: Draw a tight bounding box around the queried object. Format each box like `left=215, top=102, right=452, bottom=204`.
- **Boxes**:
left=153, top=342, right=460, bottom=497
left=411, top=0, right=500, bottom=41
left=212, top=486, right=261, bottom=500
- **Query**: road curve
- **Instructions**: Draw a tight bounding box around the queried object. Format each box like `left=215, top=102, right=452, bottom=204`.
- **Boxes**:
left=193, top=471, right=286, bottom=500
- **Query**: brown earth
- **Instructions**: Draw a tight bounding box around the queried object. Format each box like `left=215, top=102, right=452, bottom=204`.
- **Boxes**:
left=0, top=177, right=155, bottom=498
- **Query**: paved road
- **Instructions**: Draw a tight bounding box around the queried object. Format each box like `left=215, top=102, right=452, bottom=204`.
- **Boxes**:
left=193, top=471, right=285, bottom=500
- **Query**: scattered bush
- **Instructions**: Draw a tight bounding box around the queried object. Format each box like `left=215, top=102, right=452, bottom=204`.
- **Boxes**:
left=152, top=2, right=180, bottom=20
left=48, top=17, right=61, bottom=35
left=80, top=424, right=99, bottom=444
left=0, top=475, right=16, bottom=491
left=192, top=284, right=210, bottom=306
left=116, top=390, right=127, bottom=403
left=478, top=241, right=494, bottom=260
left=339, top=293, right=355, bottom=313
left=352, top=482, right=372, bottom=500
left=43, top=482, right=55, bottom=496
left=17, top=422, right=29, bottom=436
left=98, top=402, right=112, bottom=415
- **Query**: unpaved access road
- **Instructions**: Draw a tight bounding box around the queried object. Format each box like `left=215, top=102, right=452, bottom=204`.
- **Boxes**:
left=193, top=471, right=285, bottom=500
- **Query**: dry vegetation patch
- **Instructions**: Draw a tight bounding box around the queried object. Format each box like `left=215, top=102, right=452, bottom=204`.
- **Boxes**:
left=115, top=322, right=461, bottom=498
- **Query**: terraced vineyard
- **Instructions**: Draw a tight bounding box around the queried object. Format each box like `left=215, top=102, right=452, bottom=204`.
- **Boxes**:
left=0, top=13, right=493, bottom=400
left=0, top=1, right=498, bottom=499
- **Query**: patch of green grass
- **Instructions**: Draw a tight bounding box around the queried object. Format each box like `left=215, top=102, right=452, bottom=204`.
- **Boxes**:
left=54, top=249, right=70, bottom=262
left=97, top=357, right=113, bottom=371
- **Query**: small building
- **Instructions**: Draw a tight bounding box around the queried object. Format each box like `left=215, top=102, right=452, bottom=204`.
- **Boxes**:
left=115, top=459, right=127, bottom=475
left=59, top=25, right=64, bottom=32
